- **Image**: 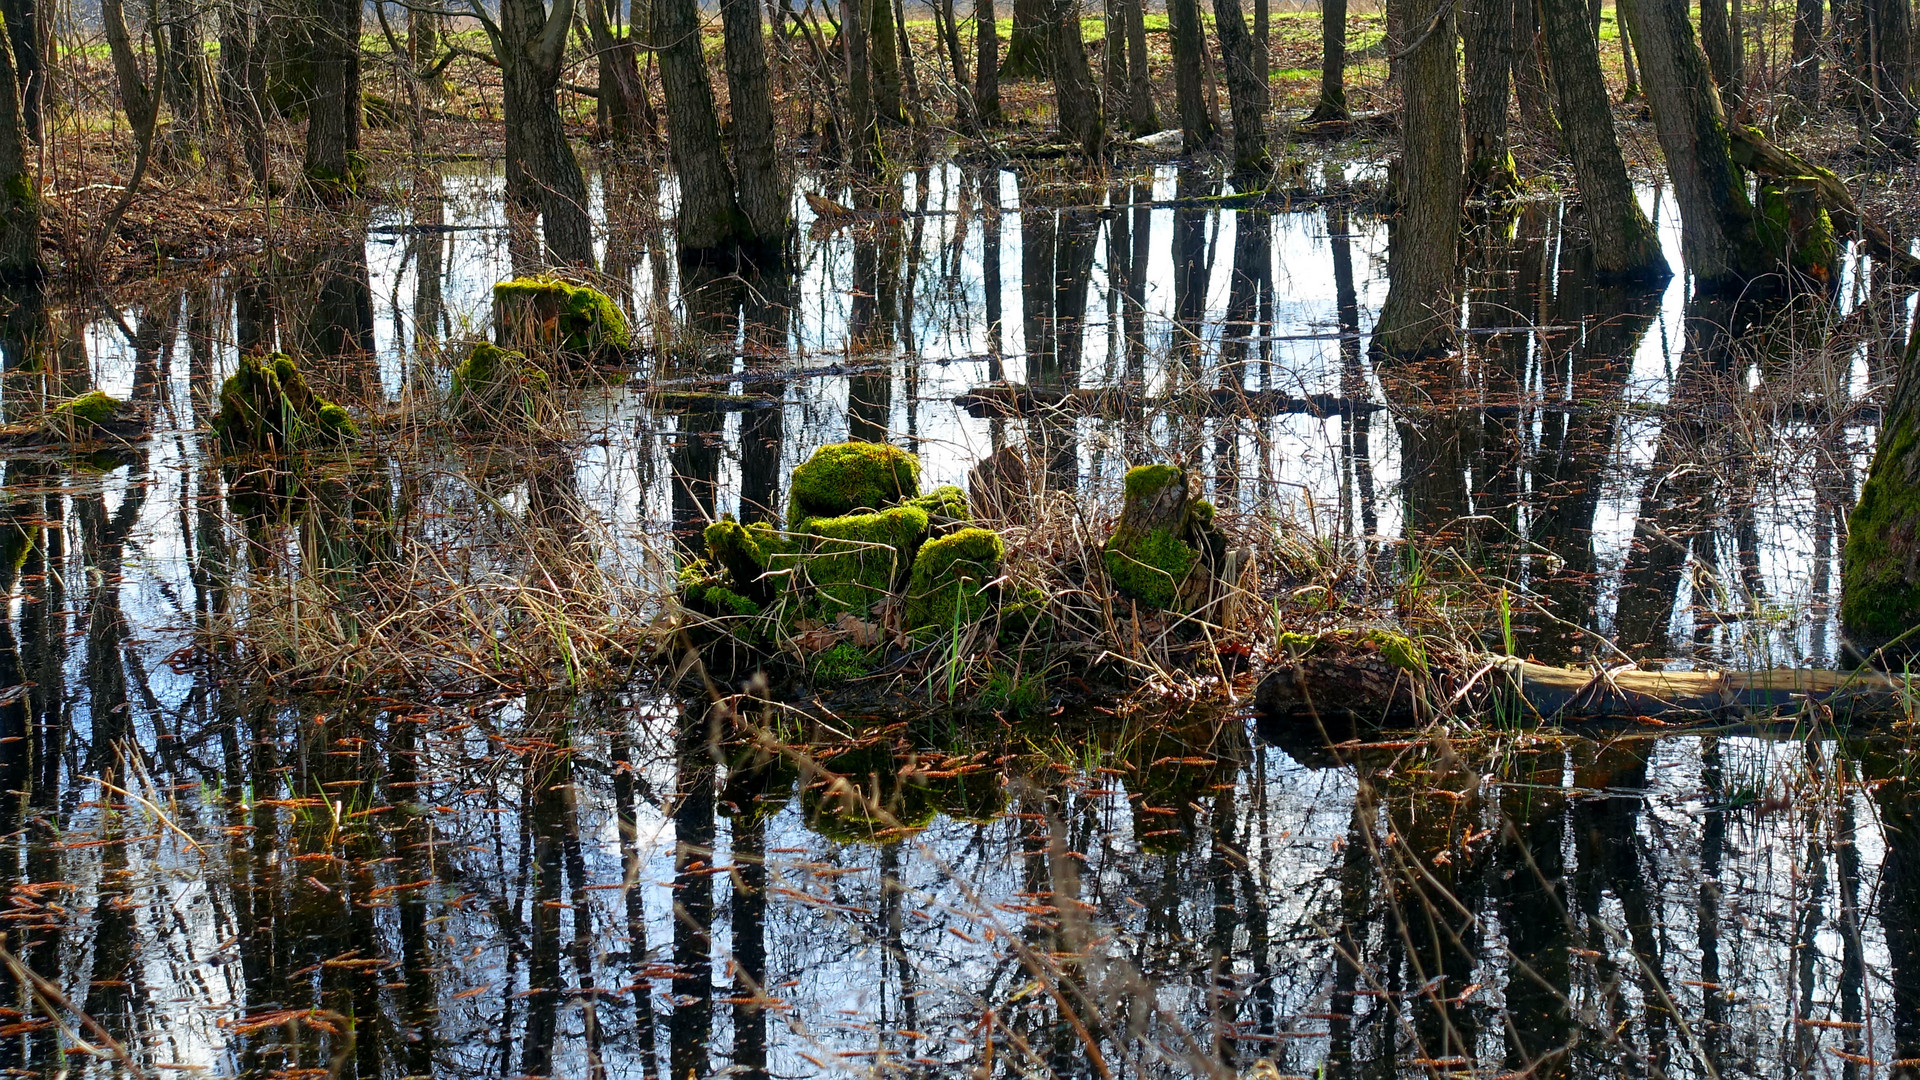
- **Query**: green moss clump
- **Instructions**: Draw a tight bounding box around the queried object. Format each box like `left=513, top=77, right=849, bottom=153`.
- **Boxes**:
left=1124, top=463, right=1185, bottom=502
left=1758, top=180, right=1838, bottom=284
left=52, top=390, right=122, bottom=426
left=980, top=668, right=1046, bottom=717
left=1841, top=398, right=1920, bottom=657
left=450, top=341, right=548, bottom=428
left=813, top=642, right=872, bottom=685
left=212, top=353, right=358, bottom=453
left=1104, top=527, right=1198, bottom=610
left=492, top=277, right=632, bottom=363
left=1363, top=630, right=1427, bottom=674
left=1276, top=630, right=1320, bottom=654
left=704, top=517, right=790, bottom=605
left=998, top=583, right=1053, bottom=644
left=787, top=442, right=922, bottom=523
left=795, top=505, right=929, bottom=618
left=904, top=484, right=971, bottom=529
left=906, top=527, right=1005, bottom=638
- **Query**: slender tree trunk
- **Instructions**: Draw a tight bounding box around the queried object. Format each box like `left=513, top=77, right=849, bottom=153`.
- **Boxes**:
left=1308, top=0, right=1348, bottom=121
left=0, top=16, right=37, bottom=284
left=1871, top=0, right=1915, bottom=128
left=221, top=0, right=270, bottom=186
left=657, top=0, right=749, bottom=251
left=588, top=0, right=647, bottom=142
left=1791, top=0, right=1824, bottom=108
left=0, top=0, right=41, bottom=144
left=721, top=0, right=789, bottom=250
left=940, top=0, right=974, bottom=126
left=1372, top=0, right=1461, bottom=358
left=893, top=0, right=923, bottom=123
left=1048, top=0, right=1104, bottom=156
left=1512, top=0, right=1560, bottom=140
left=304, top=0, right=363, bottom=194
left=1212, top=0, right=1269, bottom=174
left=1621, top=5, right=1643, bottom=99
left=1700, top=0, right=1742, bottom=110
left=1003, top=0, right=1052, bottom=76
left=1540, top=0, right=1669, bottom=279
left=1169, top=0, right=1217, bottom=148
left=1627, top=0, right=1763, bottom=285
left=499, top=0, right=595, bottom=267
left=975, top=0, right=1002, bottom=122
left=844, top=0, right=885, bottom=168
left=409, top=7, right=443, bottom=93
left=163, top=0, right=205, bottom=163
left=1104, top=0, right=1126, bottom=122
left=868, top=0, right=906, bottom=120
left=1461, top=0, right=1517, bottom=193
left=1123, top=0, right=1157, bottom=132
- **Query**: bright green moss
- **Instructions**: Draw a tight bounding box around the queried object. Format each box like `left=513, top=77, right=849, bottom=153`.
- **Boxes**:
left=1276, top=630, right=1320, bottom=654
left=906, top=527, right=1005, bottom=638
left=701, top=586, right=762, bottom=617
left=1123, top=463, right=1184, bottom=502
left=52, top=390, right=122, bottom=426
left=212, top=353, right=357, bottom=453
left=980, top=667, right=1046, bottom=717
left=1103, top=527, right=1198, bottom=610
left=813, top=642, right=872, bottom=685
left=795, top=505, right=929, bottom=618
left=1842, top=406, right=1920, bottom=656
left=787, top=442, right=922, bottom=523
left=704, top=517, right=789, bottom=603
left=1363, top=630, right=1427, bottom=674
left=904, top=484, right=970, bottom=525
left=492, top=277, right=632, bottom=362
left=449, top=341, right=547, bottom=427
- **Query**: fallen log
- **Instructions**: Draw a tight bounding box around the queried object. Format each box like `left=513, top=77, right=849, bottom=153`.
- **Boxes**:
left=1254, top=630, right=1917, bottom=728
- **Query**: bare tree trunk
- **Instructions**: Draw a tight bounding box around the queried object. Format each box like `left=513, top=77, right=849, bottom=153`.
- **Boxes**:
left=657, top=0, right=749, bottom=250
left=498, top=0, right=595, bottom=267
left=221, top=0, right=270, bottom=186
left=1699, top=0, right=1742, bottom=110
left=1462, top=0, right=1518, bottom=193
left=587, top=0, right=647, bottom=142
left=845, top=0, right=885, bottom=167
left=1627, top=0, right=1764, bottom=285
left=1104, top=0, right=1125, bottom=122
left=1212, top=0, right=1268, bottom=174
left=1002, top=0, right=1051, bottom=76
left=939, top=0, right=974, bottom=126
left=1870, top=0, right=1915, bottom=128
left=1512, top=0, right=1560, bottom=140
left=1123, top=0, right=1157, bottom=132
left=1169, top=0, right=1216, bottom=148
left=721, top=0, right=789, bottom=250
left=0, top=0, right=42, bottom=144
left=1791, top=0, right=1824, bottom=108
left=1048, top=0, right=1104, bottom=156
left=1621, top=4, right=1642, bottom=99
left=893, top=0, right=923, bottom=124
left=1308, top=0, right=1348, bottom=121
left=975, top=0, right=1001, bottom=122
left=1842, top=326, right=1920, bottom=661
left=163, top=0, right=206, bottom=163
left=1372, top=0, right=1461, bottom=358
left=0, top=14, right=36, bottom=283
left=1540, top=0, right=1669, bottom=278
left=304, top=0, right=363, bottom=195
left=869, top=0, right=906, bottom=120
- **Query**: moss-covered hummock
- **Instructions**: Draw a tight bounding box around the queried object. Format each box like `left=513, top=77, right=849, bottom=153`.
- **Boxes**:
left=1102, top=464, right=1225, bottom=611
left=492, top=277, right=631, bottom=364
left=904, top=484, right=971, bottom=532
left=1758, top=180, right=1839, bottom=286
left=795, top=505, right=930, bottom=619
left=906, top=527, right=1005, bottom=638
left=703, top=517, right=790, bottom=606
left=212, top=353, right=357, bottom=453
left=449, top=341, right=548, bottom=428
left=52, top=390, right=122, bottom=426
left=786, top=442, right=922, bottom=524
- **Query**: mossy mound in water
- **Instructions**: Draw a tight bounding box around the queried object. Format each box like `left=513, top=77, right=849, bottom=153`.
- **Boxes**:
left=449, top=342, right=548, bottom=428
left=492, top=277, right=630, bottom=363
left=53, top=390, right=121, bottom=426
left=904, top=484, right=970, bottom=534
left=796, top=505, right=930, bottom=620
left=1758, top=180, right=1839, bottom=285
left=1102, top=463, right=1226, bottom=610
left=786, top=441, right=922, bottom=523
left=212, top=353, right=357, bottom=453
left=906, top=527, right=1005, bottom=639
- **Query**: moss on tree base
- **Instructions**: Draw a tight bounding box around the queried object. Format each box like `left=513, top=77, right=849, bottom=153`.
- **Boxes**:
left=492, top=277, right=631, bottom=364
left=212, top=354, right=357, bottom=453
left=1102, top=463, right=1226, bottom=611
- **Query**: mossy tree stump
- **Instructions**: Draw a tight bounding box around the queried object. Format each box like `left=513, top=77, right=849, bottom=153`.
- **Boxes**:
left=212, top=353, right=358, bottom=453
left=1102, top=464, right=1226, bottom=610
left=449, top=342, right=549, bottom=429
left=1843, top=337, right=1920, bottom=661
left=492, top=277, right=632, bottom=365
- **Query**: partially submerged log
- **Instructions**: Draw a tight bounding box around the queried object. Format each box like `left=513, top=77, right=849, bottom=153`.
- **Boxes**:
left=1255, top=630, right=1918, bottom=727
left=0, top=391, right=148, bottom=448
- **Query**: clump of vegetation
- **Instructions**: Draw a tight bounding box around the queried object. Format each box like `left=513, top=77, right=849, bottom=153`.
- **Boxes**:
left=212, top=353, right=357, bottom=453
left=794, top=505, right=930, bottom=620
left=786, top=441, right=922, bottom=523
left=1102, top=464, right=1226, bottom=610
left=492, top=277, right=631, bottom=364
left=907, top=527, right=1005, bottom=639
left=448, top=341, right=549, bottom=429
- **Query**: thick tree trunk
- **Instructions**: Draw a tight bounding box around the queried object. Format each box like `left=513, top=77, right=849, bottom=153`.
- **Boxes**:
left=1627, top=0, right=1763, bottom=286
left=587, top=0, right=647, bottom=142
left=221, top=0, right=270, bottom=186
left=1461, top=0, right=1517, bottom=193
left=1512, top=0, right=1560, bottom=140
left=657, top=0, right=749, bottom=252
left=845, top=0, right=886, bottom=167
left=499, top=0, right=595, bottom=267
left=1870, top=0, right=1915, bottom=128
left=163, top=0, right=205, bottom=163
left=1371, top=0, right=1461, bottom=359
left=1212, top=0, right=1269, bottom=175
left=0, top=0, right=41, bottom=144
left=1539, top=0, right=1669, bottom=279
left=303, top=0, right=363, bottom=194
left=1169, top=0, right=1217, bottom=149
left=1699, top=0, right=1742, bottom=110
left=721, top=0, right=789, bottom=251
left=1790, top=0, right=1823, bottom=108
left=868, top=0, right=906, bottom=120
left=974, top=0, right=1001, bottom=122
left=1308, top=0, right=1347, bottom=121
left=1842, top=330, right=1920, bottom=661
left=0, top=18, right=36, bottom=284
left=1048, top=0, right=1105, bottom=156
left=1002, top=0, right=1052, bottom=76
left=1123, top=0, right=1157, bottom=133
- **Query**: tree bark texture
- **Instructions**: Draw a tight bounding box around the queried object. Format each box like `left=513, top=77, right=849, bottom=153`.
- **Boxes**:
left=1103, top=0, right=1125, bottom=120
left=1309, top=0, right=1347, bottom=121
left=1841, top=329, right=1920, bottom=660
left=1002, top=0, right=1052, bottom=76
left=303, top=0, right=363, bottom=194
left=0, top=0, right=41, bottom=143
left=939, top=0, right=973, bottom=125
left=1698, top=0, right=1742, bottom=110
left=1460, top=0, right=1517, bottom=193
left=867, top=0, right=906, bottom=120
left=1169, top=0, right=1217, bottom=149
left=1371, top=0, right=1461, bottom=359
left=1539, top=0, right=1669, bottom=279
left=720, top=0, right=789, bottom=249
left=1212, top=0, right=1269, bottom=174
left=974, top=0, right=1001, bottom=122
left=1627, top=0, right=1762, bottom=286
left=587, top=0, right=648, bottom=142
left=0, top=16, right=36, bottom=283
left=657, top=0, right=749, bottom=252
left=845, top=0, right=885, bottom=167
left=221, top=0, right=270, bottom=185
left=499, top=0, right=595, bottom=267
left=1123, top=0, right=1158, bottom=132
left=1048, top=0, right=1105, bottom=156
left=1790, top=0, right=1822, bottom=108
left=1511, top=0, right=1559, bottom=140
left=1869, top=0, right=1915, bottom=127
left=162, top=0, right=205, bottom=163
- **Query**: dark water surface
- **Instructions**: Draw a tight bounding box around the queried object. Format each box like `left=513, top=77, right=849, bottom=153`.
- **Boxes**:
left=0, top=161, right=1909, bottom=1077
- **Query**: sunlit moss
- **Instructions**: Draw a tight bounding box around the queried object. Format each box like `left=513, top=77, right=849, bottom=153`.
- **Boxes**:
left=492, top=277, right=631, bottom=362
left=786, top=441, right=922, bottom=524
left=906, top=527, right=1004, bottom=639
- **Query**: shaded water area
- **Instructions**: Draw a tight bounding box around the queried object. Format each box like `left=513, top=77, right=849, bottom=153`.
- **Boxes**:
left=0, top=160, right=1911, bottom=1076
